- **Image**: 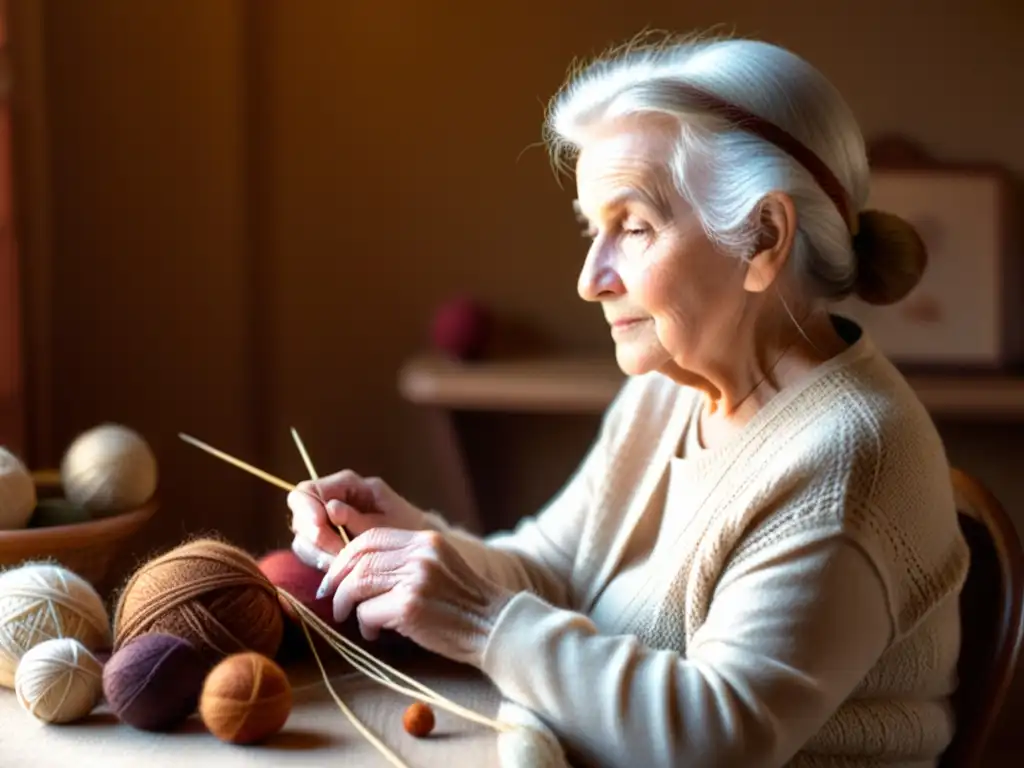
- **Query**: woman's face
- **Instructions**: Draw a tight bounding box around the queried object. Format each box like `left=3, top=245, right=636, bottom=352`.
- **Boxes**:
left=574, top=121, right=750, bottom=380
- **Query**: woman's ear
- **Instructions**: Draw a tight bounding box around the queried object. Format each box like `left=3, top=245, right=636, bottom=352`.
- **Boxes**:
left=744, top=192, right=798, bottom=294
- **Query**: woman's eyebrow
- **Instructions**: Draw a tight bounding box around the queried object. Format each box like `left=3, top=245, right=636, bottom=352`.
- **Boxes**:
left=573, top=187, right=671, bottom=221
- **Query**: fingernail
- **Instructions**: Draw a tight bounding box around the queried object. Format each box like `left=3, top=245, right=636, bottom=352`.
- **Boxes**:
left=316, top=575, right=330, bottom=600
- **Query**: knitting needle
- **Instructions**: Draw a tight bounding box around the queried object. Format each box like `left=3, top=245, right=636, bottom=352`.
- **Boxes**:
left=178, top=431, right=350, bottom=549
left=290, top=427, right=351, bottom=547
left=178, top=433, right=296, bottom=492
left=290, top=426, right=319, bottom=480
left=178, top=431, right=510, bottom=737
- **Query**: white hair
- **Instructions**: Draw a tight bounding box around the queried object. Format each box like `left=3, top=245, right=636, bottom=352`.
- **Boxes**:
left=544, top=34, right=914, bottom=305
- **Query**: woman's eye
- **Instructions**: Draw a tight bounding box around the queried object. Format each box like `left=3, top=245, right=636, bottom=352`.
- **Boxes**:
left=623, top=224, right=650, bottom=237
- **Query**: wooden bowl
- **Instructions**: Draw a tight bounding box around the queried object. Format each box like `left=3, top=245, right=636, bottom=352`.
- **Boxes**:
left=0, top=469, right=158, bottom=587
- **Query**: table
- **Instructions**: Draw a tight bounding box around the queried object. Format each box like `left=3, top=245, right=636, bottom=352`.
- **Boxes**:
left=0, top=652, right=503, bottom=767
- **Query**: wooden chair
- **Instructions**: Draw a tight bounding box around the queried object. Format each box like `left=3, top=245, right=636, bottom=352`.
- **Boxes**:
left=940, top=468, right=1024, bottom=767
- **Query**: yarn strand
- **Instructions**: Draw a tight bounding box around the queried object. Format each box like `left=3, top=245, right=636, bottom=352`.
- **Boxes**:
left=281, top=591, right=509, bottom=733
left=179, top=433, right=515, bottom=750
left=296, top=613, right=409, bottom=768
left=282, top=433, right=507, bottom=733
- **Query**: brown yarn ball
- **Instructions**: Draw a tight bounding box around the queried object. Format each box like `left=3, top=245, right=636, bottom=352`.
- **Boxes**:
left=403, top=701, right=435, bottom=738
left=112, top=538, right=283, bottom=664
left=199, top=651, right=292, bottom=744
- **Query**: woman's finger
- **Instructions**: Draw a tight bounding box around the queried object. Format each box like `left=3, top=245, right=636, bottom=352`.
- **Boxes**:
left=317, top=527, right=417, bottom=599
left=286, top=483, right=342, bottom=548
left=313, top=470, right=377, bottom=510
left=332, top=553, right=407, bottom=623
left=325, top=498, right=391, bottom=536
left=288, top=481, right=326, bottom=520
left=353, top=589, right=409, bottom=641
left=290, top=535, right=335, bottom=572
left=291, top=512, right=344, bottom=559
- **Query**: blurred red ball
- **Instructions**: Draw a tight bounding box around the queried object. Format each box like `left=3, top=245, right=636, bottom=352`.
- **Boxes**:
left=257, top=548, right=411, bottom=662
left=258, top=548, right=335, bottom=625
left=430, top=298, right=492, bottom=360
left=257, top=549, right=338, bottom=661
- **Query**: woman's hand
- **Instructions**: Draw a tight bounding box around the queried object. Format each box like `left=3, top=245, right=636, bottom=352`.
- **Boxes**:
left=288, top=470, right=427, bottom=572
left=316, top=528, right=513, bottom=667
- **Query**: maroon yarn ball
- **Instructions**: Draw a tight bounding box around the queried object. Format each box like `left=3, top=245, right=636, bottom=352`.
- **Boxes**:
left=258, top=548, right=343, bottom=662
left=103, top=633, right=209, bottom=731
left=258, top=548, right=336, bottom=625
left=430, top=298, right=492, bottom=360
left=257, top=548, right=413, bottom=661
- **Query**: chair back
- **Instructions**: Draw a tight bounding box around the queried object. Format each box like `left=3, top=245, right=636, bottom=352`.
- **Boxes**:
left=940, top=468, right=1024, bottom=767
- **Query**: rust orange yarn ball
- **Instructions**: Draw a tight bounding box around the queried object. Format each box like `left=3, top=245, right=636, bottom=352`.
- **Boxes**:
left=112, top=538, right=284, bottom=665
left=199, top=651, right=292, bottom=744
left=403, top=701, right=435, bottom=738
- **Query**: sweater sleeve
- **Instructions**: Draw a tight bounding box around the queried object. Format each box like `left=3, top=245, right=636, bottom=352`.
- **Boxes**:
left=480, top=536, right=893, bottom=768
left=422, top=378, right=639, bottom=609
left=423, top=430, right=605, bottom=609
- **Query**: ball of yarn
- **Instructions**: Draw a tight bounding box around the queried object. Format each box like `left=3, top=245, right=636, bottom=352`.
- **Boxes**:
left=257, top=548, right=408, bottom=661
left=403, top=701, right=435, bottom=738
left=0, top=447, right=36, bottom=530
left=199, top=651, right=292, bottom=744
left=15, top=637, right=103, bottom=723
left=61, top=423, right=158, bottom=514
left=0, top=562, right=112, bottom=688
left=257, top=549, right=338, bottom=662
left=496, top=700, right=571, bottom=768
left=113, top=538, right=283, bottom=665
left=258, top=548, right=337, bottom=625
left=103, top=633, right=209, bottom=731
left=430, top=297, right=492, bottom=360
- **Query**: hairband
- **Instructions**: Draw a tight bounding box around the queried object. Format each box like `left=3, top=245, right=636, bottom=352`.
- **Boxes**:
left=675, top=83, right=859, bottom=235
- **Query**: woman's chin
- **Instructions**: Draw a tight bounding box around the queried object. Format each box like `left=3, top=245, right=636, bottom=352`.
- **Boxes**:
left=614, top=342, right=669, bottom=377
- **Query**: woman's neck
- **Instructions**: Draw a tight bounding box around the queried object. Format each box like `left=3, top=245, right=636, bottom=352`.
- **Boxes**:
left=695, top=310, right=850, bottom=451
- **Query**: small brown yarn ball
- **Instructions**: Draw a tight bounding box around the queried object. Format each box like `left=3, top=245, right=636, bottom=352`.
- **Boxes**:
left=199, top=651, right=292, bottom=744
left=403, top=701, right=435, bottom=738
left=112, top=538, right=284, bottom=665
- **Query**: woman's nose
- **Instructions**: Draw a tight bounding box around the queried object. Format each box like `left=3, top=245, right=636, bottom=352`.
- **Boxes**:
left=577, top=245, right=625, bottom=302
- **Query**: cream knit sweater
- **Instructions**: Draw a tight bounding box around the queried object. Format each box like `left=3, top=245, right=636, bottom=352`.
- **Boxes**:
left=430, top=325, right=970, bottom=767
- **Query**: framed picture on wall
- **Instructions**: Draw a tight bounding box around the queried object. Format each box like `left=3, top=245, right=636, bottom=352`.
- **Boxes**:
left=835, top=139, right=1020, bottom=369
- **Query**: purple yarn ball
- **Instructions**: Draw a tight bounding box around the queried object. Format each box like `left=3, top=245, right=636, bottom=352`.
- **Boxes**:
left=103, top=633, right=209, bottom=731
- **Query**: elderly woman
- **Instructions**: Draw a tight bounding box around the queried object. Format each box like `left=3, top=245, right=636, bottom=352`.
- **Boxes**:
left=288, top=35, right=969, bottom=767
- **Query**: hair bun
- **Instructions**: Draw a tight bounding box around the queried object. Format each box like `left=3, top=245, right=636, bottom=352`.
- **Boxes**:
left=851, top=210, right=928, bottom=306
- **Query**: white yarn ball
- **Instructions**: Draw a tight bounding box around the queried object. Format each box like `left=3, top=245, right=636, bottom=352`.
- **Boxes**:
left=497, top=700, right=570, bottom=768
left=15, top=637, right=103, bottom=723
left=0, top=562, right=111, bottom=688
left=0, top=447, right=36, bottom=530
left=61, top=423, right=157, bottom=513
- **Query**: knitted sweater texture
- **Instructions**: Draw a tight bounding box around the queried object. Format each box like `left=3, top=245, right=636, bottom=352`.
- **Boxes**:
left=432, top=327, right=969, bottom=767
